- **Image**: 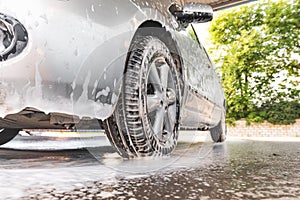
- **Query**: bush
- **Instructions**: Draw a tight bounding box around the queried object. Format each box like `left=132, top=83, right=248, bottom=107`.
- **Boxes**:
left=241, top=100, right=300, bottom=125
left=262, top=101, right=300, bottom=125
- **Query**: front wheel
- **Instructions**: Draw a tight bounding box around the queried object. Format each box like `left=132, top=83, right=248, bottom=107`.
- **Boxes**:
left=0, top=129, right=20, bottom=145
left=104, top=36, right=181, bottom=158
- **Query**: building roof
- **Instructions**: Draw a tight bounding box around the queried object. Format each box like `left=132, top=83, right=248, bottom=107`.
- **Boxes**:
left=184, top=0, right=256, bottom=10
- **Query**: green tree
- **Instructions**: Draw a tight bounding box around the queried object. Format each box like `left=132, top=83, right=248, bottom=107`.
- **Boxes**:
left=209, top=0, right=300, bottom=125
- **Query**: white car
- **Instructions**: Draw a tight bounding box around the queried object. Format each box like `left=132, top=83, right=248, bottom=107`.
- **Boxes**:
left=0, top=0, right=226, bottom=158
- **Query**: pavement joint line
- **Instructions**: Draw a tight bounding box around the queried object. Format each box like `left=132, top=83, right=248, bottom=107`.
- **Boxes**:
left=229, top=136, right=300, bottom=142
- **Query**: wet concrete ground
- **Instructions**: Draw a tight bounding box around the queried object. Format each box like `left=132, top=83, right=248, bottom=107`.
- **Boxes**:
left=0, top=133, right=299, bottom=199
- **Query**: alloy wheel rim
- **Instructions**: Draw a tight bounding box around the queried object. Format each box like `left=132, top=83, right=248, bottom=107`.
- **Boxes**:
left=146, top=57, right=177, bottom=143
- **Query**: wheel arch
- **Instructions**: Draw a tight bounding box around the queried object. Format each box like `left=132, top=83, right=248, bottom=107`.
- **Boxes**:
left=107, top=20, right=185, bottom=121
left=127, top=20, right=184, bottom=82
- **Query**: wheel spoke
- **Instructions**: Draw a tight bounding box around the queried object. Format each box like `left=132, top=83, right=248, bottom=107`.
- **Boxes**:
left=147, top=94, right=161, bottom=113
left=160, top=63, right=170, bottom=90
left=153, top=107, right=165, bottom=138
left=164, top=106, right=175, bottom=134
left=149, top=63, right=162, bottom=93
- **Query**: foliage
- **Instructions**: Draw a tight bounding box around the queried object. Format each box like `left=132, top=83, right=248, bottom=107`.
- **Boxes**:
left=246, top=100, right=300, bottom=125
left=209, top=0, right=300, bottom=125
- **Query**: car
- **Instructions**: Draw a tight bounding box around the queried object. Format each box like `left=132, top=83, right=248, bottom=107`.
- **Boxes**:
left=0, top=0, right=226, bottom=158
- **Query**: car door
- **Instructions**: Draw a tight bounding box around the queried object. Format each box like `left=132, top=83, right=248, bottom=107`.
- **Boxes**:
left=175, top=24, right=223, bottom=129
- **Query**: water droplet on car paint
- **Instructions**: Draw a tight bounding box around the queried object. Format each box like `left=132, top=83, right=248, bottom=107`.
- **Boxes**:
left=40, top=14, right=48, bottom=24
left=103, top=70, right=107, bottom=80
left=85, top=8, right=93, bottom=27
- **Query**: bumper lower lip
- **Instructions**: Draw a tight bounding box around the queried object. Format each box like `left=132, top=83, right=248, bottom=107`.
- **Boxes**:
left=0, top=13, right=28, bottom=61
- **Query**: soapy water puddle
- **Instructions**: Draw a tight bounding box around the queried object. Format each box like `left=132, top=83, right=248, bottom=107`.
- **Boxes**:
left=0, top=131, right=215, bottom=199
left=1, top=132, right=299, bottom=199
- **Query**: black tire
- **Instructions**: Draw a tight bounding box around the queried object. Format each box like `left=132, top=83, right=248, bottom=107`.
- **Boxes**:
left=104, top=36, right=180, bottom=158
left=0, top=129, right=20, bottom=145
left=210, top=111, right=227, bottom=142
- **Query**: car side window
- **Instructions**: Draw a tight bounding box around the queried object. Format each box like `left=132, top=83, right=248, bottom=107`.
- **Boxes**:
left=188, top=24, right=213, bottom=65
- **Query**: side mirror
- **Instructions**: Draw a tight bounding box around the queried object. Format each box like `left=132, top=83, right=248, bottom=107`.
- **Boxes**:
left=171, top=3, right=213, bottom=28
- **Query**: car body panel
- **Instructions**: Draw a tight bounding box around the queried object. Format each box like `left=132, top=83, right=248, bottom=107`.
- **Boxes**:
left=0, top=0, right=225, bottom=130
left=0, top=0, right=164, bottom=119
left=172, top=27, right=224, bottom=128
